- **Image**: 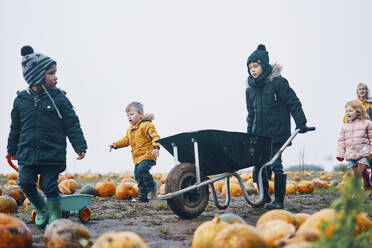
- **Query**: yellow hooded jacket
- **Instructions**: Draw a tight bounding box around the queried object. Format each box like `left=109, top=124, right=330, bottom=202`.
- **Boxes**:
left=343, top=97, right=372, bottom=123
left=114, top=113, right=160, bottom=165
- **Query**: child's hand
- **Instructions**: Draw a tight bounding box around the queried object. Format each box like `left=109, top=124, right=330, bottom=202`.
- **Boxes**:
left=109, top=144, right=117, bottom=152
left=77, top=151, right=85, bottom=160
left=336, top=157, right=344, bottom=162
left=152, top=149, right=159, bottom=159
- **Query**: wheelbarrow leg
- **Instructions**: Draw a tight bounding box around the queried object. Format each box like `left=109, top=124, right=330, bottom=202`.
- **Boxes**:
left=210, top=176, right=231, bottom=210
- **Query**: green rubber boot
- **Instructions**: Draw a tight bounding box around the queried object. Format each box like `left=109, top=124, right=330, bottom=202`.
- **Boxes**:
left=46, top=197, right=62, bottom=227
left=29, top=191, right=48, bottom=228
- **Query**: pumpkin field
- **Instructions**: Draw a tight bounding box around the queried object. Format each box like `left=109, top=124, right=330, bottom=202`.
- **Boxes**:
left=0, top=170, right=371, bottom=248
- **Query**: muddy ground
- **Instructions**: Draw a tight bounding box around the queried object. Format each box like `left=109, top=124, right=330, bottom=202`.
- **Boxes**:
left=15, top=192, right=338, bottom=248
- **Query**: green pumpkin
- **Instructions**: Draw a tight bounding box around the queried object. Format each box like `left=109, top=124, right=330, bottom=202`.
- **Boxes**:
left=79, top=185, right=97, bottom=196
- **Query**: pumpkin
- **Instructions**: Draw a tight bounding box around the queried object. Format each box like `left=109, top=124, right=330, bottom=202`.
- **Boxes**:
left=44, top=219, right=92, bottom=248
left=192, top=214, right=229, bottom=248
left=121, top=177, right=137, bottom=184
left=213, top=180, right=225, bottom=192
left=297, top=208, right=336, bottom=237
left=115, top=183, right=137, bottom=200
left=108, top=173, right=118, bottom=179
left=286, top=183, right=296, bottom=195
left=213, top=223, right=268, bottom=248
left=0, top=213, right=32, bottom=248
left=280, top=230, right=320, bottom=247
left=2, top=185, right=25, bottom=204
left=293, top=176, right=300, bottom=181
left=257, top=219, right=296, bottom=247
left=241, top=173, right=251, bottom=181
left=58, top=183, right=71, bottom=195
left=256, top=209, right=300, bottom=228
left=59, top=179, right=77, bottom=194
left=7, top=173, right=18, bottom=180
left=0, top=195, right=18, bottom=213
left=220, top=213, right=246, bottom=224
left=57, top=174, right=67, bottom=183
left=244, top=182, right=257, bottom=195
left=296, top=181, right=314, bottom=194
left=222, top=183, right=242, bottom=197
left=95, top=179, right=116, bottom=197
left=80, top=184, right=97, bottom=196
left=268, top=181, right=274, bottom=195
left=336, top=182, right=344, bottom=191
left=160, top=174, right=167, bottom=184
left=92, top=230, right=148, bottom=248
left=354, top=212, right=372, bottom=235
left=159, top=184, right=166, bottom=195
left=6, top=179, right=17, bottom=186
left=294, top=213, right=310, bottom=227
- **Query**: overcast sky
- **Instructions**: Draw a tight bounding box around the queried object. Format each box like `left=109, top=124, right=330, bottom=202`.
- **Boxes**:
left=1, top=0, right=371, bottom=174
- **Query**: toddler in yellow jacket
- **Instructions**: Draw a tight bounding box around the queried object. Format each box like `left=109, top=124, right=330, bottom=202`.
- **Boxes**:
left=109, top=102, right=160, bottom=202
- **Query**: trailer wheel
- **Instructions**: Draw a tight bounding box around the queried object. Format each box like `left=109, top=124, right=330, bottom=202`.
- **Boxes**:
left=166, top=163, right=209, bottom=219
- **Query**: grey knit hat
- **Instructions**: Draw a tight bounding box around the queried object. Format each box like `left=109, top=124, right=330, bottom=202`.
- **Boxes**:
left=21, top=46, right=56, bottom=87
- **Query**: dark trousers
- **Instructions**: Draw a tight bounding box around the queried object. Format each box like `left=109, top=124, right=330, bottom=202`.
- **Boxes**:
left=17, top=164, right=65, bottom=199
left=134, top=160, right=155, bottom=196
left=253, top=142, right=284, bottom=182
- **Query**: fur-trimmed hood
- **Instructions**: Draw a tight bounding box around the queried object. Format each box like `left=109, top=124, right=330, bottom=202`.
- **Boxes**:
left=245, top=63, right=283, bottom=88
left=142, top=113, right=155, bottom=121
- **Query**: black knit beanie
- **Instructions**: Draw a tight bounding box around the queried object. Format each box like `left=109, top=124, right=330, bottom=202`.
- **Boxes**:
left=21, top=46, right=56, bottom=87
left=247, top=44, right=270, bottom=72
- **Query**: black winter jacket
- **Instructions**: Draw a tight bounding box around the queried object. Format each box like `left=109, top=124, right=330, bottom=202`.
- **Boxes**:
left=7, top=88, right=87, bottom=166
left=246, top=64, right=307, bottom=144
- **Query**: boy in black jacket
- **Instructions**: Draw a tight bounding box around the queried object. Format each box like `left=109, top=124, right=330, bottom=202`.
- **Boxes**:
left=6, top=46, right=87, bottom=227
left=246, top=44, right=311, bottom=209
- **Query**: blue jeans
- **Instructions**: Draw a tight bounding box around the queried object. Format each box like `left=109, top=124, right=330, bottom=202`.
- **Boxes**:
left=134, top=160, right=156, bottom=196
left=17, top=164, right=65, bottom=199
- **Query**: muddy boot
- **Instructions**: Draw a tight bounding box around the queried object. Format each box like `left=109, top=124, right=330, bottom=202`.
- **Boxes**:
left=46, top=197, right=61, bottom=228
left=252, top=173, right=271, bottom=208
left=267, top=174, right=287, bottom=209
left=29, top=191, right=48, bottom=228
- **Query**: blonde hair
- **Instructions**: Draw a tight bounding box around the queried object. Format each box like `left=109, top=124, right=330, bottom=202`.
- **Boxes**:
left=356, top=83, right=369, bottom=99
left=125, top=102, right=143, bottom=114
left=345, top=100, right=366, bottom=121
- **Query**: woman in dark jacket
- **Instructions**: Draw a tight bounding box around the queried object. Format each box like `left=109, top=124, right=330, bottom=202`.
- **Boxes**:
left=246, top=44, right=310, bottom=209
left=6, top=46, right=87, bottom=227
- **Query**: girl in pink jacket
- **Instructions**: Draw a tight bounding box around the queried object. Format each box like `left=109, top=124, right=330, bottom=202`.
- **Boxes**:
left=337, top=100, right=372, bottom=190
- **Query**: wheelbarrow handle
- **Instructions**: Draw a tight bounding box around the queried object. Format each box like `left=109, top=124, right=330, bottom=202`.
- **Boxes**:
left=6, top=155, right=19, bottom=172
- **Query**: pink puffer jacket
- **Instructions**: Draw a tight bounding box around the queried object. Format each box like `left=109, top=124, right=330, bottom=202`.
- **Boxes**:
left=336, top=119, right=372, bottom=160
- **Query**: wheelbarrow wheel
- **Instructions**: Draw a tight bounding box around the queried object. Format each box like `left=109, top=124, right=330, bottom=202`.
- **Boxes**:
left=165, top=163, right=209, bottom=219
left=79, top=207, right=91, bottom=223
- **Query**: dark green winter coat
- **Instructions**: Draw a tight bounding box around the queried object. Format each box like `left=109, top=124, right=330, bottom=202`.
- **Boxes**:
left=7, top=88, right=87, bottom=166
left=246, top=64, right=307, bottom=144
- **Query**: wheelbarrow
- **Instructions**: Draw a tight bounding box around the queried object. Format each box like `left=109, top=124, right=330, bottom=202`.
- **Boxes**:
left=6, top=156, right=93, bottom=223
left=157, top=128, right=315, bottom=219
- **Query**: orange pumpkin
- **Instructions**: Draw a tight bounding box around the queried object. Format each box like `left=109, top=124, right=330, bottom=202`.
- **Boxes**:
left=192, top=215, right=229, bottom=248
left=293, top=176, right=301, bottom=181
left=58, top=183, right=71, bottom=195
left=213, top=180, right=225, bottom=192
left=0, top=195, right=18, bottom=213
left=257, top=219, right=296, bottom=247
left=7, top=173, right=18, bottom=180
left=222, top=183, right=243, bottom=197
left=6, top=179, right=17, bottom=186
left=268, top=181, right=275, bottom=195
left=159, top=184, right=166, bottom=195
left=297, top=209, right=336, bottom=237
left=115, top=183, right=137, bottom=200
left=2, top=185, right=25, bottom=204
left=294, top=213, right=310, bottom=227
left=213, top=223, right=268, bottom=248
left=256, top=209, right=300, bottom=228
left=95, top=179, right=116, bottom=197
left=286, top=183, right=296, bottom=195
left=44, top=219, right=92, bottom=248
left=59, top=179, right=77, bottom=194
left=0, top=213, right=32, bottom=248
left=296, top=181, right=314, bottom=194
left=160, top=174, right=167, bottom=184
left=92, top=231, right=148, bottom=248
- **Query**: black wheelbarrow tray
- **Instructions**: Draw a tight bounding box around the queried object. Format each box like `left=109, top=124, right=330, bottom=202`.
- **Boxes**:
left=157, top=128, right=315, bottom=219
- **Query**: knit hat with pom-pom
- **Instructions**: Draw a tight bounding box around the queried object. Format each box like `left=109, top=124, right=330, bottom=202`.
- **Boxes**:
left=21, top=45, right=56, bottom=86
left=247, top=44, right=270, bottom=72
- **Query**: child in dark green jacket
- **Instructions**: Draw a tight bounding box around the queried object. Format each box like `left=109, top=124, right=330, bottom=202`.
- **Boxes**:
left=246, top=44, right=311, bottom=209
left=6, top=46, right=87, bottom=228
